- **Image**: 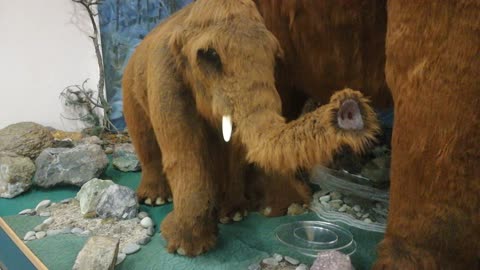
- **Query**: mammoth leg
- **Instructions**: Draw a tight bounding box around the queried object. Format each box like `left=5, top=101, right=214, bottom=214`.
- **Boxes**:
left=218, top=139, right=249, bottom=224
left=123, top=91, right=171, bottom=206
left=374, top=0, right=480, bottom=269
left=151, top=89, right=219, bottom=256
left=247, top=167, right=310, bottom=217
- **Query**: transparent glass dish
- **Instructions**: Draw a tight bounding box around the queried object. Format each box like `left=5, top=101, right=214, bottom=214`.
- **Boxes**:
left=275, top=221, right=357, bottom=257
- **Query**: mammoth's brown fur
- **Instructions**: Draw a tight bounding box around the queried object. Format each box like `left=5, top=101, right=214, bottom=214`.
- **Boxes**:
left=123, top=0, right=379, bottom=257
left=254, top=0, right=480, bottom=269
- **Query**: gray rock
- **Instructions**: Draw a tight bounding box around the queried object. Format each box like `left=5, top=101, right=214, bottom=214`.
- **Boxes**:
left=296, top=264, right=308, bottom=270
left=35, top=200, right=51, bottom=212
left=76, top=178, right=115, bottom=216
left=112, top=144, right=141, bottom=172
left=140, top=217, right=153, bottom=228
left=80, top=230, right=91, bottom=237
left=122, top=243, right=141, bottom=255
left=38, top=212, right=51, bottom=217
left=71, top=227, right=84, bottom=234
left=72, top=236, right=119, bottom=270
left=0, top=122, right=53, bottom=159
left=115, top=252, right=126, bottom=266
left=96, top=184, right=138, bottom=220
left=0, top=152, right=36, bottom=198
left=104, top=147, right=114, bottom=155
left=248, top=264, right=261, bottom=270
left=285, top=256, right=300, bottom=265
left=146, top=226, right=155, bottom=236
left=34, top=223, right=48, bottom=232
left=273, top=253, right=283, bottom=262
left=310, top=251, right=353, bottom=270
left=18, top=209, right=36, bottom=215
left=262, top=257, right=279, bottom=266
left=319, top=195, right=331, bottom=202
left=137, top=211, right=148, bottom=219
left=136, top=236, right=151, bottom=245
left=43, top=217, right=54, bottom=225
left=35, top=231, right=46, bottom=239
left=80, top=136, right=103, bottom=146
left=33, top=144, right=109, bottom=188
left=24, top=231, right=36, bottom=241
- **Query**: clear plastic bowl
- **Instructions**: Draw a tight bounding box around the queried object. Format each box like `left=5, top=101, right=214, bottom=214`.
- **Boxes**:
left=275, top=221, right=357, bottom=257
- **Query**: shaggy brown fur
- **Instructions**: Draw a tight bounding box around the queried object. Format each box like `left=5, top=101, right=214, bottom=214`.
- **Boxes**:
left=255, top=0, right=480, bottom=268
left=123, top=0, right=379, bottom=256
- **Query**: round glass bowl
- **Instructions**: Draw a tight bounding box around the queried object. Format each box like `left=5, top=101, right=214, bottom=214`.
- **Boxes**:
left=275, top=221, right=356, bottom=257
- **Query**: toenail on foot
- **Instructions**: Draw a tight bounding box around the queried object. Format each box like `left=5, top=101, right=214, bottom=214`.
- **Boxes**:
left=232, top=212, right=243, bottom=222
left=219, top=217, right=230, bottom=224
left=177, top=248, right=186, bottom=256
left=167, top=197, right=173, bottom=202
left=145, top=198, right=152, bottom=205
left=263, top=207, right=272, bottom=216
left=155, top=197, right=165, bottom=205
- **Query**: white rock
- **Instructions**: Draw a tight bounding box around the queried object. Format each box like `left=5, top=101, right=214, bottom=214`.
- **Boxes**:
left=18, top=209, right=35, bottom=215
left=140, top=217, right=153, bottom=228
left=71, top=227, right=84, bottom=234
left=122, top=243, right=141, bottom=255
left=363, top=218, right=373, bottom=224
left=248, top=263, right=261, bottom=270
left=35, top=231, right=46, bottom=239
left=35, top=200, right=51, bottom=212
left=60, top=198, right=73, bottom=204
left=262, top=257, right=279, bottom=266
left=24, top=231, right=36, bottom=241
left=136, top=236, right=151, bottom=245
left=115, top=252, right=126, bottom=266
left=38, top=211, right=51, bottom=217
left=273, top=253, right=283, bottom=262
left=338, top=205, right=347, bottom=212
left=137, top=211, right=148, bottom=219
left=319, top=195, right=331, bottom=202
left=296, top=264, right=308, bottom=270
left=43, top=217, right=54, bottom=225
left=76, top=178, right=115, bottom=216
left=80, top=230, right=91, bottom=237
left=34, top=223, right=48, bottom=232
left=285, top=256, right=300, bottom=265
left=353, top=205, right=362, bottom=212
left=146, top=226, right=155, bottom=236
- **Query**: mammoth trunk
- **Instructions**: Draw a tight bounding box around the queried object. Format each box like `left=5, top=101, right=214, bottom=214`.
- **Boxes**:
left=236, top=89, right=380, bottom=174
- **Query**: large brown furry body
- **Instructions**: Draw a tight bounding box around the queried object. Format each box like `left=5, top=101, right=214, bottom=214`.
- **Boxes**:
left=122, top=0, right=379, bottom=256
left=254, top=0, right=480, bottom=268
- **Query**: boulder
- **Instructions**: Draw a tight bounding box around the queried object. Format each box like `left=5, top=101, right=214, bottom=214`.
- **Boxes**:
left=96, top=184, right=138, bottom=220
left=0, top=152, right=36, bottom=198
left=0, top=122, right=53, bottom=159
left=76, top=178, right=115, bottom=216
left=33, top=144, right=108, bottom=188
left=112, top=143, right=141, bottom=172
left=72, top=236, right=119, bottom=270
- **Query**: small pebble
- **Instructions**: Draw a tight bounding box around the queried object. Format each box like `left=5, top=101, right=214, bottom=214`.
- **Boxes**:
left=38, top=212, right=51, bottom=217
left=24, top=231, right=36, bottom=241
left=329, top=191, right=342, bottom=200
left=80, top=230, right=91, bottom=237
left=320, top=201, right=329, bottom=207
left=296, top=264, right=308, bottom=270
left=122, top=213, right=128, bottom=219
left=35, top=231, right=46, bottom=239
left=47, top=229, right=62, bottom=236
left=115, top=252, right=126, bottom=265
left=60, top=198, right=73, bottom=204
left=35, top=200, right=51, bottom=212
left=353, top=205, right=362, bottom=212
left=285, top=256, right=299, bottom=265
left=362, top=213, right=370, bottom=218
left=319, top=195, right=331, bottom=202
left=273, top=253, right=283, bottom=262
left=43, top=217, right=54, bottom=225
left=248, top=263, right=261, bottom=270
left=136, top=236, right=152, bottom=245
left=338, top=205, right=347, bottom=212
left=105, top=147, right=114, bottom=155
left=71, top=227, right=84, bottom=234
left=147, top=226, right=155, bottom=236
left=34, top=223, right=48, bottom=232
left=122, top=243, right=141, bottom=255
left=262, top=258, right=279, bottom=266
left=18, top=209, right=35, bottom=215
left=363, top=218, right=373, bottom=224
left=140, top=217, right=153, bottom=228
left=137, top=211, right=148, bottom=219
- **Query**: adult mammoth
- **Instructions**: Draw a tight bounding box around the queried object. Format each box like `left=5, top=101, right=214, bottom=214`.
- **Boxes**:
left=122, top=0, right=379, bottom=257
left=255, top=0, right=479, bottom=269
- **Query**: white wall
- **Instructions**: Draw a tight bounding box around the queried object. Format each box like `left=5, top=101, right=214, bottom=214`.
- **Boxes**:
left=0, top=0, right=102, bottom=131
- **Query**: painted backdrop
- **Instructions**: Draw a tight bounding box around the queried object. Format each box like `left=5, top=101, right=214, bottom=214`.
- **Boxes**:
left=99, top=0, right=192, bottom=130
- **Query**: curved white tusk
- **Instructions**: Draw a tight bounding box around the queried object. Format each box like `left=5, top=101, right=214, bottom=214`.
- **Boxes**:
left=222, top=115, right=232, bottom=142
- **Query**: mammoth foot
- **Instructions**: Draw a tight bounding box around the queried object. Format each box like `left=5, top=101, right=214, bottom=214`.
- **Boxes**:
left=161, top=212, right=217, bottom=257
left=136, top=177, right=172, bottom=206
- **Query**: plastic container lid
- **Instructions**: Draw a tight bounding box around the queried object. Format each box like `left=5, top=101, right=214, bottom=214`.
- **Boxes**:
left=275, top=221, right=357, bottom=257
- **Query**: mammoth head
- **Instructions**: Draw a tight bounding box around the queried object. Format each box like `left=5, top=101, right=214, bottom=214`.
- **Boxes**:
left=167, top=0, right=285, bottom=137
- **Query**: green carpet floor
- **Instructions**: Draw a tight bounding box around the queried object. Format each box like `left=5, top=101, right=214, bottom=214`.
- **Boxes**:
left=0, top=161, right=383, bottom=270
